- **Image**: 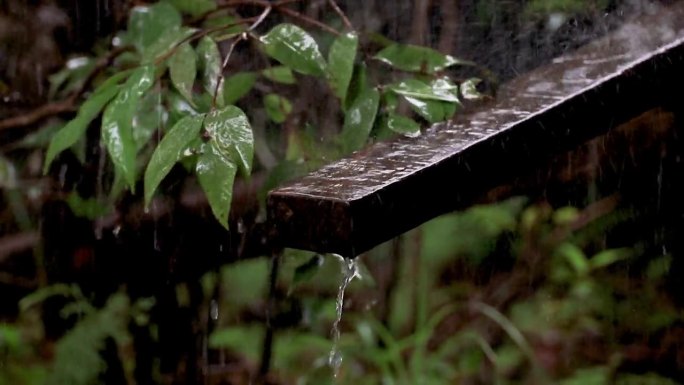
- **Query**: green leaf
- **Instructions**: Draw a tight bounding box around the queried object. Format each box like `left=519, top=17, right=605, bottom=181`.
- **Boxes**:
left=44, top=77, right=123, bottom=173
left=169, top=42, right=197, bottom=103
left=196, top=142, right=237, bottom=229
left=263, top=94, right=293, bottom=123
left=403, top=96, right=457, bottom=123
left=66, top=192, right=111, bottom=220
left=101, top=65, right=156, bottom=191
left=203, top=105, right=253, bottom=176
left=557, top=243, right=589, bottom=276
left=197, top=36, right=224, bottom=107
left=164, top=0, right=216, bottom=16
left=344, top=63, right=367, bottom=110
left=590, top=248, right=630, bottom=270
left=260, top=23, right=326, bottom=76
left=374, top=43, right=469, bottom=73
left=128, top=3, right=182, bottom=52
left=388, top=78, right=459, bottom=102
left=224, top=72, right=257, bottom=104
left=142, top=27, right=196, bottom=64
left=460, top=78, right=486, bottom=100
left=339, top=87, right=380, bottom=153
left=261, top=66, right=296, bottom=84
left=385, top=113, right=421, bottom=137
left=144, top=114, right=204, bottom=206
left=327, top=32, right=358, bottom=101
left=133, top=91, right=164, bottom=152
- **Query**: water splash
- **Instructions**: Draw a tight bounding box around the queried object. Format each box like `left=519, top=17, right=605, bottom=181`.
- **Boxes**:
left=328, top=254, right=361, bottom=378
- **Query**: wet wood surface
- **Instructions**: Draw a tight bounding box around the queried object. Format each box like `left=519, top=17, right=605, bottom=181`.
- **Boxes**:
left=267, top=2, right=684, bottom=257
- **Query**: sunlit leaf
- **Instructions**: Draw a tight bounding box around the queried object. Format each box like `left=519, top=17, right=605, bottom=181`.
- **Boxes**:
left=327, top=32, right=358, bottom=101
left=203, top=105, right=253, bottom=176
left=164, top=0, right=216, bottom=16
left=142, top=27, right=196, bottom=64
left=44, top=73, right=127, bottom=173
left=260, top=23, right=326, bottom=76
left=263, top=94, right=293, bottom=123
left=339, top=87, right=380, bottom=153
left=389, top=78, right=459, bottom=102
left=197, top=36, right=224, bottom=107
left=101, top=65, right=156, bottom=191
left=403, top=96, right=457, bottom=123
left=169, top=42, right=196, bottom=103
left=196, top=142, right=237, bottom=229
left=128, top=2, right=182, bottom=52
left=223, top=72, right=257, bottom=104
left=261, top=66, right=296, bottom=84
left=144, top=114, right=204, bottom=206
left=374, top=43, right=470, bottom=73
left=385, top=113, right=421, bottom=137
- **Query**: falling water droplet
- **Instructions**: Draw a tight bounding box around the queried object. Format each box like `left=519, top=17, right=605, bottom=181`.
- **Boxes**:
left=113, top=225, right=121, bottom=237
left=328, top=254, right=360, bottom=378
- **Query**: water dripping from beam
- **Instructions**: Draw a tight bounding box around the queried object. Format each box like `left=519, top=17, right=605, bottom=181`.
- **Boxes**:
left=328, top=254, right=360, bottom=378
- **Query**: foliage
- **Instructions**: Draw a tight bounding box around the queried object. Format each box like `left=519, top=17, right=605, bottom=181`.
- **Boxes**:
left=40, top=0, right=479, bottom=228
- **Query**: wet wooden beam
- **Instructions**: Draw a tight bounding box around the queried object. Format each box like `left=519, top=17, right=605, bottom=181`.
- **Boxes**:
left=267, top=2, right=684, bottom=257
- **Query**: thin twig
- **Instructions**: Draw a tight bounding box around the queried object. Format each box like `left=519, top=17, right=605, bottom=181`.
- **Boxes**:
left=211, top=6, right=271, bottom=108
left=277, top=6, right=340, bottom=35
left=327, top=0, right=353, bottom=31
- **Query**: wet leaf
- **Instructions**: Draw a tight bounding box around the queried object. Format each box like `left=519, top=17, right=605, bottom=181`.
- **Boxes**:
left=128, top=3, right=182, bottom=52
left=142, top=27, right=196, bottom=64
left=168, top=42, right=196, bottom=103
left=344, top=63, right=367, bottom=110
left=403, top=96, right=457, bottom=123
left=197, top=36, right=224, bottom=106
left=261, top=66, right=296, bottom=84
left=144, top=115, right=204, bottom=206
left=327, top=32, right=358, bottom=101
left=196, top=142, right=237, bottom=229
left=460, top=77, right=486, bottom=100
left=339, top=87, right=380, bottom=153
left=44, top=72, right=128, bottom=173
left=385, top=113, right=421, bottom=137
left=223, top=72, right=257, bottom=104
left=203, top=105, right=253, bottom=176
left=292, top=254, right=324, bottom=287
left=260, top=23, right=326, bottom=76
left=133, top=91, right=164, bottom=152
left=389, top=78, right=459, bottom=102
left=374, top=43, right=470, bottom=73
left=102, top=65, right=156, bottom=191
left=164, top=0, right=216, bottom=16
left=263, top=94, right=293, bottom=123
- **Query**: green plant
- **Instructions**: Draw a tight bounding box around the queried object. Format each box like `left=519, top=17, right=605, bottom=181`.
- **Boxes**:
left=41, top=0, right=480, bottom=229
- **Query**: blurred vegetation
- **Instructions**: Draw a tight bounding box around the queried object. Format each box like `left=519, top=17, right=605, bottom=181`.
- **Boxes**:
left=1, top=0, right=682, bottom=384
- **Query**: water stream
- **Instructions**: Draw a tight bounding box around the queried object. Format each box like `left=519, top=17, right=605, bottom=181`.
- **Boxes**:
left=328, top=255, right=361, bottom=378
